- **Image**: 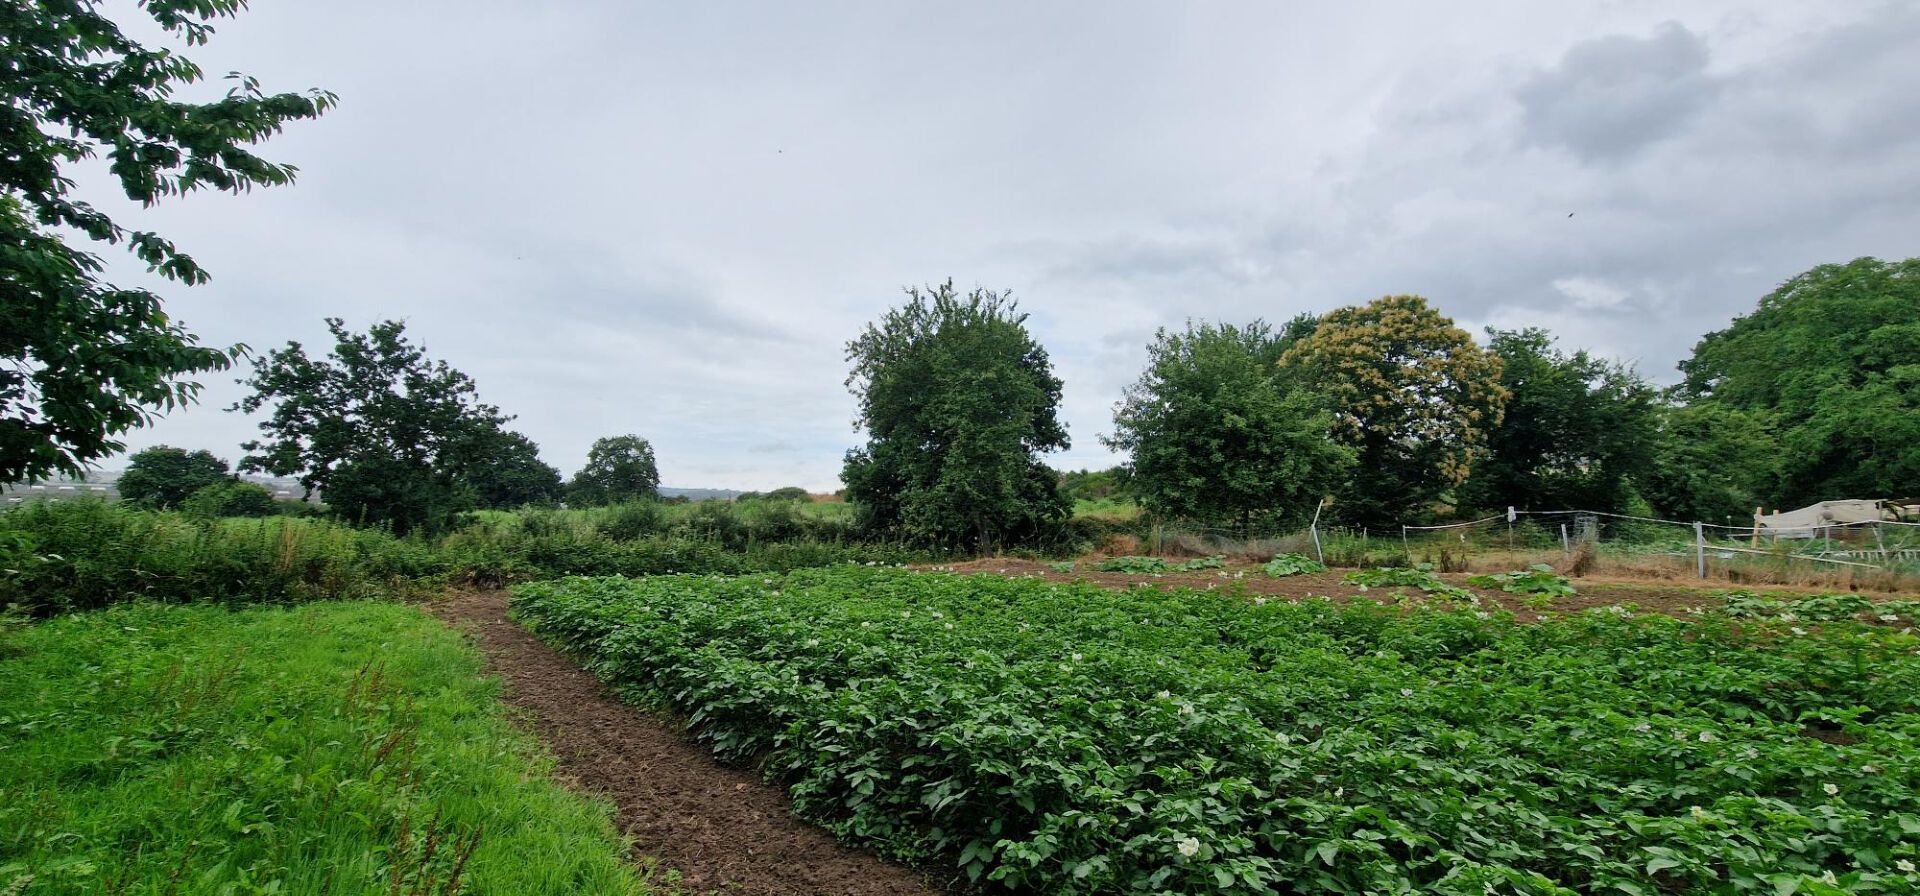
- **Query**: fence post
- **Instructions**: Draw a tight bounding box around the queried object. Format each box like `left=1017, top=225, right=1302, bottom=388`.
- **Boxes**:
left=1561, top=523, right=1570, bottom=557
left=1694, top=521, right=1707, bottom=579
left=1308, top=497, right=1328, bottom=566
left=1400, top=526, right=1410, bottom=563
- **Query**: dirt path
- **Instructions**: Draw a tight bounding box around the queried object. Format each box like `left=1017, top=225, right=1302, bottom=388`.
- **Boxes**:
left=428, top=590, right=947, bottom=896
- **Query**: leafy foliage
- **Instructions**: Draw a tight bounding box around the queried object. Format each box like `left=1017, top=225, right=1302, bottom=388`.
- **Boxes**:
left=1468, top=564, right=1576, bottom=598
left=180, top=479, right=277, bottom=519
left=516, top=568, right=1920, bottom=895
left=1107, top=321, right=1353, bottom=534
left=1640, top=403, right=1782, bottom=523
left=1262, top=553, right=1326, bottom=577
left=1342, top=564, right=1478, bottom=602
left=0, top=1, right=334, bottom=482
left=1718, top=591, right=1919, bottom=626
left=1097, top=555, right=1226, bottom=574
left=1679, top=257, right=1920, bottom=506
left=114, top=445, right=231, bottom=509
left=842, top=281, right=1070, bottom=551
left=1461, top=328, right=1658, bottom=515
left=233, top=319, right=544, bottom=533
left=1278, top=296, right=1507, bottom=526
left=466, top=428, right=564, bottom=508
left=1097, top=555, right=1173, bottom=573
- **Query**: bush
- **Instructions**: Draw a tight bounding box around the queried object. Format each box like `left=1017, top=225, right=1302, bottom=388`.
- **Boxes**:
left=595, top=500, right=666, bottom=541
left=180, top=480, right=278, bottom=519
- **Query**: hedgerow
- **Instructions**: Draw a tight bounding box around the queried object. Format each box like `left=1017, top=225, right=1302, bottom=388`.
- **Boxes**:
left=513, top=567, right=1920, bottom=896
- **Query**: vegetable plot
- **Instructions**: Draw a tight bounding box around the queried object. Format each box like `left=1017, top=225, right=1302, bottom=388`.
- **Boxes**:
left=513, top=568, right=1920, bottom=896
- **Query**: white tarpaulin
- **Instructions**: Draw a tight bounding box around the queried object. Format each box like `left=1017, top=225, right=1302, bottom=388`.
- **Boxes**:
left=1756, top=499, right=1890, bottom=538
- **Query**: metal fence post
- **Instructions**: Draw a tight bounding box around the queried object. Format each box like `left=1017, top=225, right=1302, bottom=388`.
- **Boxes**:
left=1694, top=521, right=1707, bottom=579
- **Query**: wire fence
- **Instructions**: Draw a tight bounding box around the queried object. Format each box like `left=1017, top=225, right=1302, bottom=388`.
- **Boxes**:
left=1144, top=506, right=1920, bottom=591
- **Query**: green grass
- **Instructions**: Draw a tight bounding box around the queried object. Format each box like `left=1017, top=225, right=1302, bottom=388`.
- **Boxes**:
left=1071, top=497, right=1140, bottom=520
left=515, top=568, right=1920, bottom=896
left=0, top=601, right=650, bottom=895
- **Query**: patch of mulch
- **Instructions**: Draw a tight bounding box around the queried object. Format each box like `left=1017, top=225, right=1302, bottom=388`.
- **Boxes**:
left=428, top=590, right=949, bottom=896
left=925, top=558, right=1917, bottom=621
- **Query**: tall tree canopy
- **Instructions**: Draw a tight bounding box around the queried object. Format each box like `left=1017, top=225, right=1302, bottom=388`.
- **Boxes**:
left=567, top=435, right=661, bottom=506
left=1639, top=403, right=1781, bottom=524
left=232, top=319, right=537, bottom=532
left=116, top=445, right=232, bottom=509
left=1460, top=328, right=1659, bottom=515
left=1107, top=321, right=1352, bottom=534
left=1278, top=295, right=1506, bottom=526
left=1, top=1, right=334, bottom=482
left=842, top=281, right=1069, bottom=550
left=467, top=429, right=563, bottom=509
left=1678, top=257, right=1919, bottom=504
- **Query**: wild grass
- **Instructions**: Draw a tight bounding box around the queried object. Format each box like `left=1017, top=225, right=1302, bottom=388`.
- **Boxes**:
left=0, top=601, right=649, bottom=895
left=1, top=501, right=922, bottom=615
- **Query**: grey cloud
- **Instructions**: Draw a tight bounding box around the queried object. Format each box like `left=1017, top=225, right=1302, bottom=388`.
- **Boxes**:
left=1516, top=22, right=1720, bottom=163
left=90, top=1, right=1917, bottom=489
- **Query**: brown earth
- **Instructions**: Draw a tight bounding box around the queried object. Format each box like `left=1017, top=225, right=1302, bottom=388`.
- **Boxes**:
left=927, top=558, right=1915, bottom=620
left=427, top=590, right=948, bottom=896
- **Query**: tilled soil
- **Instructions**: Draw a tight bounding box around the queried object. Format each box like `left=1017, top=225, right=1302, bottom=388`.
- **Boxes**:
left=428, top=590, right=947, bottom=896
left=928, top=558, right=1914, bottom=619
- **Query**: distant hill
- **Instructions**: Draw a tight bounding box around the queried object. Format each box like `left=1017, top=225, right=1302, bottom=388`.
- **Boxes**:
left=659, top=487, right=744, bottom=502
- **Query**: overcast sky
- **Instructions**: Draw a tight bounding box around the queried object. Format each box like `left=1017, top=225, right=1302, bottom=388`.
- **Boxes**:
left=92, top=0, right=1920, bottom=490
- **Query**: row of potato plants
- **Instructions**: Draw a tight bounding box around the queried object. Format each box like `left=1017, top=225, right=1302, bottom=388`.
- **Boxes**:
left=511, top=568, right=1920, bottom=895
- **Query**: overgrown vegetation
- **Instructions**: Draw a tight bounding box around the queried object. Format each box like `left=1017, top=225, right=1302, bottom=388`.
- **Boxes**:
left=0, top=601, right=648, bottom=894
left=515, top=567, right=1920, bottom=895
left=0, top=500, right=918, bottom=616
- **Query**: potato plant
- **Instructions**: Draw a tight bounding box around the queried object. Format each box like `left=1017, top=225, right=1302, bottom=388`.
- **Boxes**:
left=514, top=568, right=1920, bottom=895
left=1263, top=553, right=1327, bottom=577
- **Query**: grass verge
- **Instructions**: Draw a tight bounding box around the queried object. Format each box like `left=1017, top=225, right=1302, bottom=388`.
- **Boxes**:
left=0, top=601, right=651, bottom=895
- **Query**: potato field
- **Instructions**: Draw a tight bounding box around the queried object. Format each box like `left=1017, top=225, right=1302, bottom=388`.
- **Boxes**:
left=513, top=567, right=1920, bottom=895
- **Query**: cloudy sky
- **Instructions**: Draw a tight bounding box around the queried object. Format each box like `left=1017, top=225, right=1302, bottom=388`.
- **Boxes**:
left=93, top=0, right=1920, bottom=490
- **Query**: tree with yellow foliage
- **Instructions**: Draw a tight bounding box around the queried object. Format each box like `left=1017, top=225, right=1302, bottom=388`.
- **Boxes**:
left=1279, top=295, right=1506, bottom=525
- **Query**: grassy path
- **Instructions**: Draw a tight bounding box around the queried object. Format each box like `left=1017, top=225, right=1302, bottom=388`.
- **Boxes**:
left=0, top=601, right=650, bottom=895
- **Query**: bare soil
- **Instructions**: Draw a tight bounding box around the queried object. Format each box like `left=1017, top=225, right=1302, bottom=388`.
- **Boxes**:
left=928, top=558, right=1917, bottom=620
left=428, top=590, right=947, bottom=896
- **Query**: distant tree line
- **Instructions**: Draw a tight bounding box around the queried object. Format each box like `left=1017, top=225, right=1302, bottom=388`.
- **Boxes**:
left=1104, top=256, right=1918, bottom=533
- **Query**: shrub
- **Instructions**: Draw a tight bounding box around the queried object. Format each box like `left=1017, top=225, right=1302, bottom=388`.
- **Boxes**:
left=595, top=500, right=666, bottom=541
left=180, top=480, right=278, bottom=519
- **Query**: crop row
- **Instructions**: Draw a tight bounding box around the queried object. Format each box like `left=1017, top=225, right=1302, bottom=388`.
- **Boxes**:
left=511, top=568, right=1920, bottom=895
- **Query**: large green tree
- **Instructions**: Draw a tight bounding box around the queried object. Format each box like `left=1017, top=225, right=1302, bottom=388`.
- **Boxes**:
left=1107, top=321, right=1352, bottom=534
left=233, top=319, right=534, bottom=532
left=1, top=1, right=334, bottom=482
left=842, top=281, right=1069, bottom=551
left=467, top=429, right=563, bottom=509
left=116, top=444, right=231, bottom=509
left=1678, top=257, right=1919, bottom=505
left=567, top=435, right=660, bottom=506
left=1277, top=295, right=1507, bottom=526
left=1639, top=403, right=1781, bottom=524
left=1459, top=328, right=1659, bottom=514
